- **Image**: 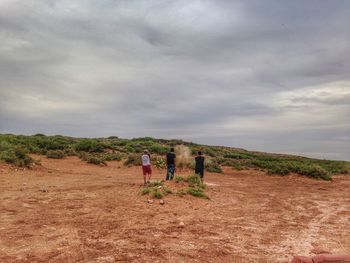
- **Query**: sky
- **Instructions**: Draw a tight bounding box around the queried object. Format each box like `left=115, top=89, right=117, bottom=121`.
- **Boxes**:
left=0, top=0, right=349, bottom=160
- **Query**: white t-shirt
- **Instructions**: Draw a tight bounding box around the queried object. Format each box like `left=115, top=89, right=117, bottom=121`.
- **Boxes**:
left=141, top=154, right=151, bottom=166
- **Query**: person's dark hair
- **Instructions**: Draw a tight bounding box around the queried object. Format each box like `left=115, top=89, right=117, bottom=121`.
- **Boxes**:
left=170, top=148, right=174, bottom=152
left=198, top=151, right=202, bottom=155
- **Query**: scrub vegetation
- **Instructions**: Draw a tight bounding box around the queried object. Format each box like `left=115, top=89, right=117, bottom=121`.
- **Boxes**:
left=0, top=133, right=349, bottom=180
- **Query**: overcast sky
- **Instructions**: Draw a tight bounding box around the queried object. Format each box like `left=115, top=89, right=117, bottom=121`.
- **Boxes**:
left=0, top=0, right=349, bottom=160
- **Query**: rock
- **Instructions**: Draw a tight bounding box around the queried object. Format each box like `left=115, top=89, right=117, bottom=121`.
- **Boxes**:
left=157, top=186, right=162, bottom=189
left=23, top=183, right=27, bottom=186
left=179, top=221, right=185, bottom=228
left=147, top=199, right=153, bottom=204
left=48, top=170, right=53, bottom=173
left=40, top=188, right=48, bottom=193
left=160, top=200, right=165, bottom=205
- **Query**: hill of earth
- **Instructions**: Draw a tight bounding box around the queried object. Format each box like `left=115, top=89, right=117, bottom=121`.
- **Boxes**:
left=0, top=133, right=349, bottom=180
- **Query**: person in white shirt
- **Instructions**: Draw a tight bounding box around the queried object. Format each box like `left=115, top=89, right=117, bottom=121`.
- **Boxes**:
left=141, top=149, right=152, bottom=185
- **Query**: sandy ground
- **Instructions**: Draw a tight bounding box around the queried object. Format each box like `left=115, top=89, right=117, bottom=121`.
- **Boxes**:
left=0, top=156, right=349, bottom=263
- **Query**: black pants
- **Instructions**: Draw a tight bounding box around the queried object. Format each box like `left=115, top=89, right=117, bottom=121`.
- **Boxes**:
left=195, top=169, right=204, bottom=178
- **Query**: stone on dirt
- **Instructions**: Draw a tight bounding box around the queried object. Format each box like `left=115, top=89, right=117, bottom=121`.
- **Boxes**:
left=147, top=199, right=153, bottom=204
left=179, top=221, right=185, bottom=227
left=160, top=200, right=165, bottom=205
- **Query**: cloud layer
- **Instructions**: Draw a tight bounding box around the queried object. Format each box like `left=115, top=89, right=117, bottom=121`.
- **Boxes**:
left=1, top=0, right=350, bottom=160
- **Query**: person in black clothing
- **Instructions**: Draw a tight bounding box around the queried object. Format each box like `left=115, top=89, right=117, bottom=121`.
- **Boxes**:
left=166, top=148, right=176, bottom=180
left=195, top=151, right=205, bottom=179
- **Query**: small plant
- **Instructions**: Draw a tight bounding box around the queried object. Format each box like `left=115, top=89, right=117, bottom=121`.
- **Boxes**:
left=162, top=186, right=172, bottom=195
left=148, top=180, right=163, bottom=187
left=124, top=154, right=141, bottom=166
left=205, top=161, right=223, bottom=173
left=46, top=150, right=65, bottom=159
left=75, top=139, right=105, bottom=153
left=103, top=152, right=122, bottom=161
left=141, top=187, right=151, bottom=195
left=153, top=189, right=163, bottom=199
left=87, top=156, right=106, bottom=166
left=175, top=176, right=185, bottom=183
left=187, top=187, right=209, bottom=199
left=154, top=158, right=166, bottom=168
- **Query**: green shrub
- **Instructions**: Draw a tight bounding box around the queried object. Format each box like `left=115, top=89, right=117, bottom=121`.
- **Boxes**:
left=187, top=187, right=209, bottom=199
left=224, top=152, right=254, bottom=159
left=148, top=180, right=163, bottom=187
left=75, top=139, right=104, bottom=153
left=149, top=144, right=168, bottom=155
left=0, top=147, right=33, bottom=167
left=46, top=150, right=65, bottom=159
left=141, top=187, right=151, bottom=195
left=102, top=152, right=122, bottom=161
left=154, top=158, right=166, bottom=168
left=153, top=189, right=163, bottom=199
left=87, top=156, right=106, bottom=166
left=162, top=186, right=172, bottom=195
left=124, top=154, right=141, bottom=166
left=175, top=176, right=185, bottom=183
left=205, top=161, right=223, bottom=173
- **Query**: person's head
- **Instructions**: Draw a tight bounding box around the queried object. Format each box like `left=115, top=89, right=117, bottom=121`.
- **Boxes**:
left=198, top=151, right=202, bottom=156
left=170, top=148, right=174, bottom=153
left=144, top=149, right=149, bottom=154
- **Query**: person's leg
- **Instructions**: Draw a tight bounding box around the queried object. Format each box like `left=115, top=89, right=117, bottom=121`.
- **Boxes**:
left=170, top=165, right=175, bottom=180
left=142, top=166, right=147, bottom=185
left=147, top=167, right=152, bottom=184
left=200, top=170, right=204, bottom=181
left=166, top=165, right=170, bottom=180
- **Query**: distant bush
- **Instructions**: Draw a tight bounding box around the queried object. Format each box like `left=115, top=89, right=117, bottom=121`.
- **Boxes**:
left=102, top=152, right=122, bottom=161
left=205, top=161, right=223, bottom=173
left=124, top=154, right=142, bottom=166
left=0, top=146, right=33, bottom=167
left=149, top=144, right=167, bottom=155
left=75, top=139, right=104, bottom=153
left=34, top=133, right=46, bottom=137
left=224, top=152, right=254, bottom=159
left=87, top=156, right=106, bottom=166
left=46, top=150, right=65, bottom=159
left=154, top=157, right=166, bottom=168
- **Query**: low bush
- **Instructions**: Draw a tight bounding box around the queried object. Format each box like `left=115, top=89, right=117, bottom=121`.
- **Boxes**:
left=46, top=150, right=65, bottom=159
left=224, top=152, right=254, bottom=159
left=87, top=156, right=106, bottom=166
left=124, top=154, right=142, bottom=166
left=141, top=187, right=151, bottom=195
left=154, top=157, right=166, bottom=168
left=0, top=147, right=33, bottom=167
left=75, top=139, right=105, bottom=153
left=187, top=187, right=209, bottom=199
left=205, top=161, right=223, bottom=173
left=175, top=176, right=185, bottom=183
left=153, top=189, right=163, bottom=199
left=102, top=152, right=122, bottom=161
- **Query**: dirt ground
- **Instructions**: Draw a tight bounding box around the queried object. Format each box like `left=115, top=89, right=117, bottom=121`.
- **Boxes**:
left=0, top=156, right=349, bottom=263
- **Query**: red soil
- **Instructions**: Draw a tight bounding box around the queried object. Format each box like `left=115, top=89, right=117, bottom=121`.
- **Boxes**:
left=0, top=156, right=349, bottom=262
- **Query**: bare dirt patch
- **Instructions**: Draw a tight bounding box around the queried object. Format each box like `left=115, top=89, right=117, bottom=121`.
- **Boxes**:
left=0, top=157, right=349, bottom=262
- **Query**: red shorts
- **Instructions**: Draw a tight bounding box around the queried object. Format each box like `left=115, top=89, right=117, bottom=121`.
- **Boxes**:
left=142, top=165, right=152, bottom=175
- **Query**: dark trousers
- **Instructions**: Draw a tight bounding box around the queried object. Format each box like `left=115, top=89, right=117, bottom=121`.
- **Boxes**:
left=166, top=164, right=175, bottom=180
left=195, top=169, right=204, bottom=178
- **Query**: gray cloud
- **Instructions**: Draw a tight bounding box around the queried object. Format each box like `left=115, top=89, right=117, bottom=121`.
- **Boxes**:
left=1, top=0, right=350, bottom=160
